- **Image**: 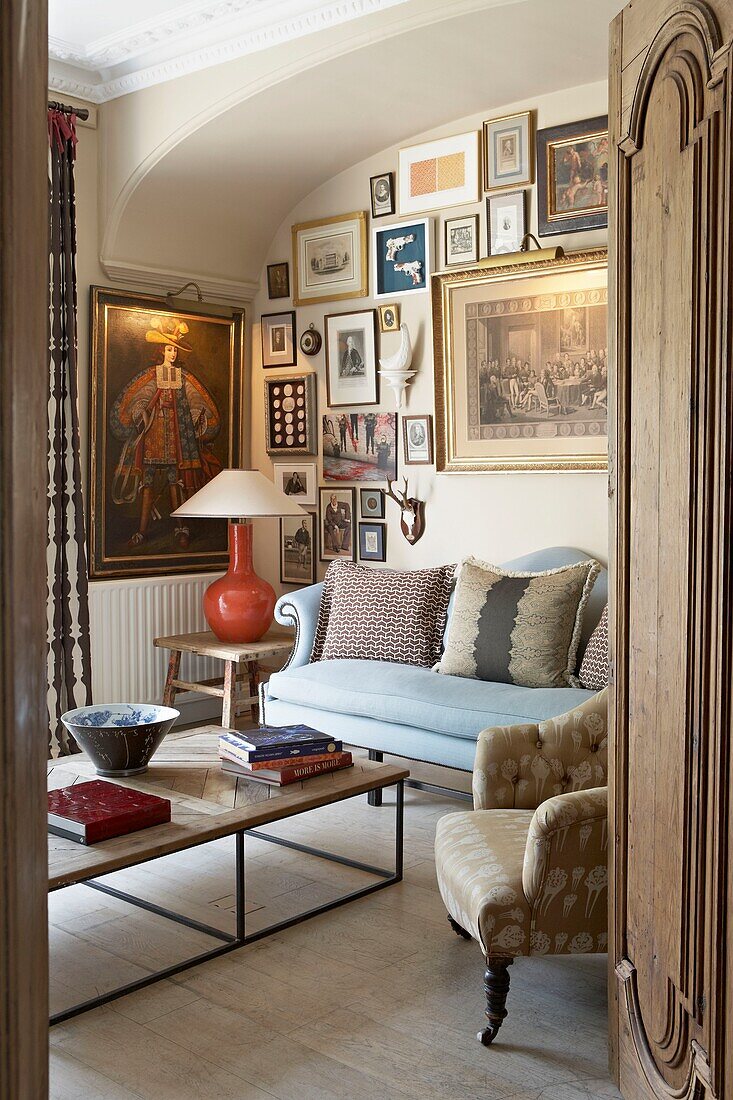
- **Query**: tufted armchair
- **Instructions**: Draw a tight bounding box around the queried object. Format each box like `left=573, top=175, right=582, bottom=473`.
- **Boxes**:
left=434, top=689, right=608, bottom=1045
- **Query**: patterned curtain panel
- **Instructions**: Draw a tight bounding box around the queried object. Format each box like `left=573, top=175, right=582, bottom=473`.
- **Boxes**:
left=47, top=108, right=93, bottom=756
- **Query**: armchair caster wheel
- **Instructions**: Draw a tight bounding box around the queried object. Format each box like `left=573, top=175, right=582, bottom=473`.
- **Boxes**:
left=477, top=956, right=512, bottom=1048
left=448, top=914, right=471, bottom=940
left=477, top=1024, right=501, bottom=1046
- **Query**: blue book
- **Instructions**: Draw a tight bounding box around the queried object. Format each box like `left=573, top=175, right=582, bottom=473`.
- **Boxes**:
left=219, top=730, right=341, bottom=764
left=222, top=724, right=333, bottom=752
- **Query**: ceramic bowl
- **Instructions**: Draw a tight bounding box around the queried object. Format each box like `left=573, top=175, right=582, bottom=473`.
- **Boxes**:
left=60, top=704, right=179, bottom=777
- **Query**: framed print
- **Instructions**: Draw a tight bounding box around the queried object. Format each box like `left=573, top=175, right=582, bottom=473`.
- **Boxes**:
left=264, top=373, right=317, bottom=455
left=291, top=211, right=368, bottom=307
left=261, top=311, right=296, bottom=368
left=483, top=111, right=533, bottom=191
left=537, top=116, right=608, bottom=236
left=267, top=262, right=290, bottom=299
left=403, top=414, right=433, bottom=465
left=487, top=190, right=526, bottom=255
left=280, top=512, right=316, bottom=585
left=359, top=522, right=386, bottom=563
left=360, top=487, right=385, bottom=518
left=372, top=218, right=432, bottom=298
left=273, top=462, right=317, bottom=506
left=319, top=487, right=356, bottom=562
left=444, top=214, right=479, bottom=267
left=324, top=309, right=378, bottom=407
left=432, top=248, right=608, bottom=472
left=322, top=411, right=397, bottom=482
left=378, top=303, right=400, bottom=333
left=398, top=131, right=480, bottom=215
left=89, top=286, right=244, bottom=578
left=370, top=171, right=395, bottom=218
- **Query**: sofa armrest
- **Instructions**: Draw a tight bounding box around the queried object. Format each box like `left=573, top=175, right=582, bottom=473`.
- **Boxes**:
left=521, top=786, right=608, bottom=953
left=472, top=688, right=608, bottom=812
left=274, top=583, right=323, bottom=669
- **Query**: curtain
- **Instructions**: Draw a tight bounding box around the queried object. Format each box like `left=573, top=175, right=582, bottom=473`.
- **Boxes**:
left=47, top=108, right=93, bottom=756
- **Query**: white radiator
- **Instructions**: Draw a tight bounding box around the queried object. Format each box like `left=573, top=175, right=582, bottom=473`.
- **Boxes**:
left=89, top=573, right=222, bottom=715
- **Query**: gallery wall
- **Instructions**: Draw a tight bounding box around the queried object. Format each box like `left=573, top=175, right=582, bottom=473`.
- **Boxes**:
left=249, top=79, right=610, bottom=593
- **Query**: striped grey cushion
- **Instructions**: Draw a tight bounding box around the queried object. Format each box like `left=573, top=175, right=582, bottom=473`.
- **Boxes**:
left=437, top=557, right=600, bottom=688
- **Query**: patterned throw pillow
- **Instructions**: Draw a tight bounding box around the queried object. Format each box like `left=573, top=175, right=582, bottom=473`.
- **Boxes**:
left=436, top=557, right=601, bottom=688
left=311, top=559, right=455, bottom=668
left=578, top=604, right=609, bottom=690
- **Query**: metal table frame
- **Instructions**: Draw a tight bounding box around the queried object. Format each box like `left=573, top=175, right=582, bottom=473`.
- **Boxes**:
left=50, top=779, right=404, bottom=1026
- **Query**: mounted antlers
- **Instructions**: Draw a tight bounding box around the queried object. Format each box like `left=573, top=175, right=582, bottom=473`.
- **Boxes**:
left=386, top=477, right=426, bottom=545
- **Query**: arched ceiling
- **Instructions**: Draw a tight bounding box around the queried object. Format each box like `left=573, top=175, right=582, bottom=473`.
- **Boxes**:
left=100, top=0, right=623, bottom=294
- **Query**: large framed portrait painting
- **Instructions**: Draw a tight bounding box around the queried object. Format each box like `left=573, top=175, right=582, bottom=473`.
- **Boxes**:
left=432, top=249, right=607, bottom=472
left=89, top=287, right=244, bottom=577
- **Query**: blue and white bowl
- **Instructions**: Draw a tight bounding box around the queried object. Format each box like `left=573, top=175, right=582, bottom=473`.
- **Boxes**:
left=60, top=704, right=179, bottom=777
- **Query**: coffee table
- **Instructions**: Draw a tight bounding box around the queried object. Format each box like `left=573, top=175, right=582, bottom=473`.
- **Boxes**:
left=48, top=726, right=408, bottom=1025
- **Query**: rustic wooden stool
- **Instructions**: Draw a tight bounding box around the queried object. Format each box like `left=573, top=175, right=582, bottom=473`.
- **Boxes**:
left=153, top=630, right=293, bottom=728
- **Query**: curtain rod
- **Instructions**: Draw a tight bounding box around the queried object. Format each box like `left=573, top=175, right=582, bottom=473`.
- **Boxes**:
left=48, top=100, right=90, bottom=121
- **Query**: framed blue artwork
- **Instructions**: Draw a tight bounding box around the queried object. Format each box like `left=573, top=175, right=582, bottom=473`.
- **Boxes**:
left=371, top=218, right=432, bottom=298
left=358, top=521, right=386, bottom=562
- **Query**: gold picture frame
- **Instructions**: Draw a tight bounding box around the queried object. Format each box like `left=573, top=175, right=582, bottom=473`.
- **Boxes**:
left=483, top=110, right=534, bottom=191
left=291, top=211, right=368, bottom=307
left=432, top=248, right=608, bottom=472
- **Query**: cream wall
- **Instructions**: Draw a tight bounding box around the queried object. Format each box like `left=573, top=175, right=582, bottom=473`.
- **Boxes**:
left=249, top=80, right=609, bottom=593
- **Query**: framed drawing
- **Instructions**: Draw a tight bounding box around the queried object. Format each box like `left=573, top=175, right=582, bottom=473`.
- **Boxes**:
left=291, top=211, right=368, bottom=306
left=264, top=373, right=317, bottom=455
left=319, top=487, right=356, bottom=562
left=273, top=461, right=317, bottom=505
left=372, top=218, right=432, bottom=298
left=483, top=111, right=533, bottom=191
left=378, top=303, right=400, bottom=333
left=324, top=309, right=378, bottom=407
left=537, top=116, right=609, bottom=236
left=444, top=214, right=479, bottom=267
left=487, top=190, right=526, bottom=255
left=261, top=310, right=296, bottom=368
left=359, top=522, right=386, bottom=563
left=267, top=262, right=290, bottom=299
left=370, top=171, right=395, bottom=218
left=432, top=248, right=608, bottom=472
left=89, top=286, right=244, bottom=578
left=360, top=486, right=385, bottom=518
left=280, top=512, right=316, bottom=585
left=403, top=414, right=433, bottom=465
left=398, top=131, right=480, bottom=215
left=322, top=411, right=397, bottom=482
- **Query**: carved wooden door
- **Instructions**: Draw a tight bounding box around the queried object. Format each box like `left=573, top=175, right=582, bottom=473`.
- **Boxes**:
left=609, top=2, right=733, bottom=1098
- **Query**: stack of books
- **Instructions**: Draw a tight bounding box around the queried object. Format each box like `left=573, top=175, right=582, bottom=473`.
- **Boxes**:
left=219, top=723, right=352, bottom=786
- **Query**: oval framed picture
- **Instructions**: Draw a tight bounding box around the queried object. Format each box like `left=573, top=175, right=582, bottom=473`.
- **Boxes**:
left=359, top=487, right=385, bottom=519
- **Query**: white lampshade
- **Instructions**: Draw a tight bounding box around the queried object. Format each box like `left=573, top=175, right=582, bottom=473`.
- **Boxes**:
left=171, top=469, right=307, bottom=518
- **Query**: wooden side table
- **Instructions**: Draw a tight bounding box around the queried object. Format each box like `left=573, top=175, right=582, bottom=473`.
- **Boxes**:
left=153, top=630, right=293, bottom=727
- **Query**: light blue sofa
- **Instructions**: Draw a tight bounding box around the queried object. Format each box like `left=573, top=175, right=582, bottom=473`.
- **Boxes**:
left=263, top=547, right=606, bottom=787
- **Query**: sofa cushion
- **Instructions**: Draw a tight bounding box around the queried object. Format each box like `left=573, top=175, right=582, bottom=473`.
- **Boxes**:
left=311, top=559, right=455, bottom=667
left=266, top=659, right=595, bottom=741
left=579, top=605, right=609, bottom=690
left=437, top=557, right=600, bottom=688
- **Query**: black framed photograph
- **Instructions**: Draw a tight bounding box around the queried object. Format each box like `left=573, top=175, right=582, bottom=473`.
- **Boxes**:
left=360, top=487, right=385, bottom=518
left=280, top=511, right=316, bottom=585
left=267, top=262, right=290, bottom=299
left=487, top=190, right=526, bottom=255
left=370, top=171, right=395, bottom=218
left=261, top=311, right=296, bottom=368
left=319, top=487, right=356, bottom=562
left=264, top=373, right=317, bottom=455
left=324, top=308, right=379, bottom=407
left=403, top=414, right=433, bottom=465
left=444, top=214, right=479, bottom=267
left=536, top=116, right=609, bottom=236
left=378, top=303, right=400, bottom=333
left=359, top=521, right=386, bottom=563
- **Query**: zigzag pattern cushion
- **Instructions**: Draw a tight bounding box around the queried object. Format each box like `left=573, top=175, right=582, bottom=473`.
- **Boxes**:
left=578, top=604, right=609, bottom=690
left=437, top=557, right=600, bottom=688
left=311, top=559, right=455, bottom=668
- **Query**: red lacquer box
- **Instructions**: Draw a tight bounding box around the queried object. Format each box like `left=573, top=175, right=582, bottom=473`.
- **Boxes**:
left=48, top=779, right=171, bottom=845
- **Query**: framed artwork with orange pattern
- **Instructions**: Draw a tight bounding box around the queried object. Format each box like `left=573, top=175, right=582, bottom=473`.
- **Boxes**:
left=398, top=131, right=480, bottom=216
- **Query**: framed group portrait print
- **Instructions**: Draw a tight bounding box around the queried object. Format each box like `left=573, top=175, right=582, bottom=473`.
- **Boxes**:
left=291, top=211, right=368, bottom=307
left=432, top=248, right=608, bottom=472
left=261, top=311, right=296, bottom=368
left=89, top=287, right=244, bottom=578
left=537, top=116, right=609, bottom=236
left=483, top=110, right=533, bottom=191
left=324, top=308, right=378, bottom=407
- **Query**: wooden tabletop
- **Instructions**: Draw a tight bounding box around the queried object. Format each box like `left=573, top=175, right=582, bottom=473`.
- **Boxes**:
left=47, top=727, right=409, bottom=892
left=153, top=629, right=294, bottom=662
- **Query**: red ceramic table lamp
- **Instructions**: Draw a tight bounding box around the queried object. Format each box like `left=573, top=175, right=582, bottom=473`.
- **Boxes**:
left=172, top=469, right=306, bottom=644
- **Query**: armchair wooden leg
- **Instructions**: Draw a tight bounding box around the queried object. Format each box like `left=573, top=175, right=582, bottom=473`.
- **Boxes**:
left=477, top=956, right=513, bottom=1046
left=447, top=914, right=471, bottom=940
